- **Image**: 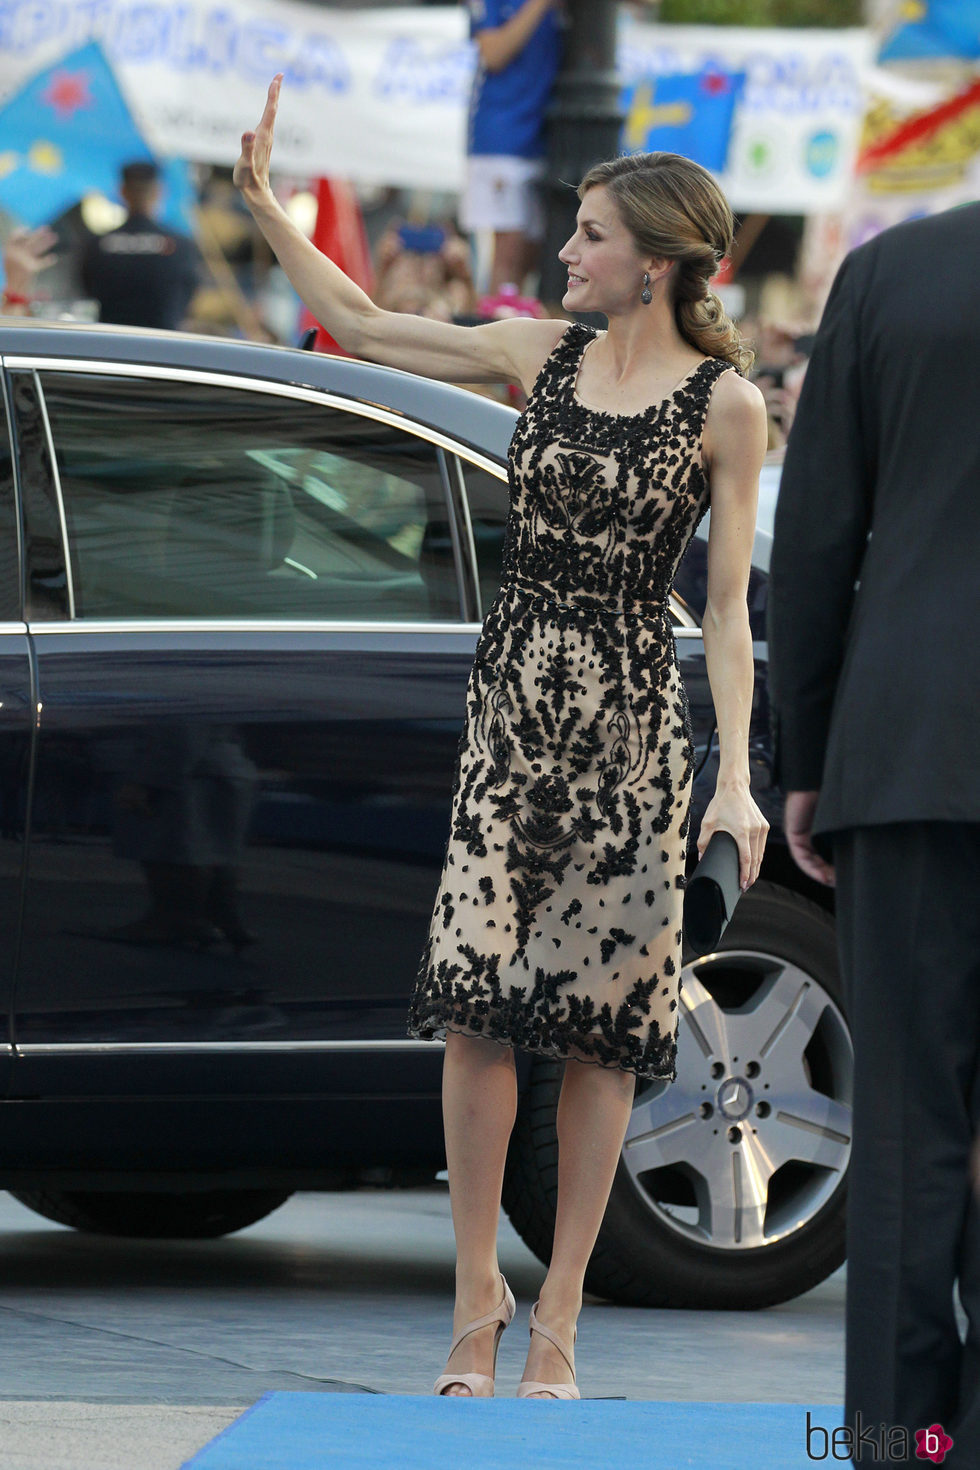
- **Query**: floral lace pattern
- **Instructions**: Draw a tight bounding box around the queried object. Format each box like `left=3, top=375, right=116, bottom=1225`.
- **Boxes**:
left=408, top=323, right=733, bottom=1079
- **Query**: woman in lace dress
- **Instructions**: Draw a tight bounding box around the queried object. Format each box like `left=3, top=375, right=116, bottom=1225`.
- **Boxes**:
left=236, top=77, right=768, bottom=1399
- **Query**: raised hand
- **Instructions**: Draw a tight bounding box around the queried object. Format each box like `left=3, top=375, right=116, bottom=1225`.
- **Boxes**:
left=234, top=74, right=283, bottom=197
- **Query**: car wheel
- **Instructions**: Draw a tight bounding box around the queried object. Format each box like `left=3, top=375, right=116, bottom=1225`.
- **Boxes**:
left=8, top=1188, right=293, bottom=1239
left=501, top=881, right=851, bottom=1309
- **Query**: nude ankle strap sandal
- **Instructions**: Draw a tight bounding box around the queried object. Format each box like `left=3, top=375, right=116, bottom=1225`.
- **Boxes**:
left=516, top=1300, right=581, bottom=1399
left=433, top=1274, right=516, bottom=1397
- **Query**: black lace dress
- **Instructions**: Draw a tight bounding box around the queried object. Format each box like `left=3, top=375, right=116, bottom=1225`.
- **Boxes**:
left=408, top=322, right=733, bottom=1080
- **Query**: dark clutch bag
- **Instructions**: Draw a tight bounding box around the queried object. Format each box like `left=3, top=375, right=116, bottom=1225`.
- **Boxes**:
left=683, top=830, right=742, bottom=954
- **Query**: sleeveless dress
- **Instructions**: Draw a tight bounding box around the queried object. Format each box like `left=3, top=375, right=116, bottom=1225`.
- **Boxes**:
left=408, top=322, right=733, bottom=1080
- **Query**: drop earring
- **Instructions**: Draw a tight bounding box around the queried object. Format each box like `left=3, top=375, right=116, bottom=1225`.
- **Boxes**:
left=640, top=272, right=653, bottom=305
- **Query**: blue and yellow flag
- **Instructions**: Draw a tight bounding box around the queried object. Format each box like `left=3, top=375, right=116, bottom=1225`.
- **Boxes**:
left=621, top=69, right=745, bottom=174
left=880, top=0, right=980, bottom=62
left=0, top=41, right=154, bottom=226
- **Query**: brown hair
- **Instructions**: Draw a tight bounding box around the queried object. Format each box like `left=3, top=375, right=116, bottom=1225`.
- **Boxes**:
left=578, top=153, right=753, bottom=374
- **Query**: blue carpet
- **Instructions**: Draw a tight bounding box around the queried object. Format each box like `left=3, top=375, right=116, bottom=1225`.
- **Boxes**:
left=182, top=1395, right=845, bottom=1469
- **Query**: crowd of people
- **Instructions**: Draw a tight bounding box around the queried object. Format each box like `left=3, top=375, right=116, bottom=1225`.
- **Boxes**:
left=0, top=186, right=813, bottom=449
left=0, top=0, right=812, bottom=435
left=0, top=0, right=811, bottom=444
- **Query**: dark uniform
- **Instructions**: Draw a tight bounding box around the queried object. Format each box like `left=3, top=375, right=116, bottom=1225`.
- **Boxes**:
left=82, top=213, right=199, bottom=331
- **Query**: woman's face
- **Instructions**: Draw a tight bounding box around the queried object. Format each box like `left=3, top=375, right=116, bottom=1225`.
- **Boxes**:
left=558, top=185, right=651, bottom=316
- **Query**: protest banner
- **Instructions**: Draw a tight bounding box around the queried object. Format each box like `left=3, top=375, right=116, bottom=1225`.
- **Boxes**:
left=0, top=4, right=871, bottom=209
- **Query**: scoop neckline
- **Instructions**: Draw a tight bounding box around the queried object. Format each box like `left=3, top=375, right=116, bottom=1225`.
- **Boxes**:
left=570, top=329, right=711, bottom=421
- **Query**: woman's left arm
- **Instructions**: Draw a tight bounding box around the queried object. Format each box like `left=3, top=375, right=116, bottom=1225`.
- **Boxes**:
left=697, top=371, right=770, bottom=890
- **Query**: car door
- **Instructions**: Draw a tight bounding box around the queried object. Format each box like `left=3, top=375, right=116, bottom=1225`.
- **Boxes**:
left=6, top=360, right=481, bottom=1107
left=0, top=371, right=34, bottom=1096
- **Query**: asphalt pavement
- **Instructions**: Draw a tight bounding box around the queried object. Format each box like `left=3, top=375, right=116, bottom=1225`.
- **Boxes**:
left=0, top=1186, right=845, bottom=1469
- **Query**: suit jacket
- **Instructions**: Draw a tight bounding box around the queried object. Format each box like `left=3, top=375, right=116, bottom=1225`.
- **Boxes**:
left=767, top=203, right=980, bottom=837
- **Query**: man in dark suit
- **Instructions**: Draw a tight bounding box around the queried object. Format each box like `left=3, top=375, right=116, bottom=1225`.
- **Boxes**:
left=82, top=161, right=199, bottom=330
left=768, top=203, right=980, bottom=1466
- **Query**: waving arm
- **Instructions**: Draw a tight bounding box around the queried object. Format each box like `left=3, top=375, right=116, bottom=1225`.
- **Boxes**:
left=234, top=76, right=566, bottom=387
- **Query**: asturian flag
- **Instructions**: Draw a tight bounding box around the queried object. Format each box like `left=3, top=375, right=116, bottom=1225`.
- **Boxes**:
left=0, top=41, right=155, bottom=226
left=879, top=0, right=980, bottom=62
left=621, top=68, right=746, bottom=174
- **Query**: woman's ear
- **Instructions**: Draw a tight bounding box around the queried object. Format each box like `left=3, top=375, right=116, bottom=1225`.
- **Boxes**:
left=648, top=257, right=675, bottom=289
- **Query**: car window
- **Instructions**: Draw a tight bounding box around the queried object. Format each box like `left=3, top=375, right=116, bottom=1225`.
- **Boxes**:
left=456, top=460, right=508, bottom=616
left=0, top=378, right=22, bottom=620
left=35, top=373, right=462, bottom=622
left=10, top=373, right=69, bottom=619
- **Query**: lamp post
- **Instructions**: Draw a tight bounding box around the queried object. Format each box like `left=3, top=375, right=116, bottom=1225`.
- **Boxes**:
left=538, top=0, right=625, bottom=306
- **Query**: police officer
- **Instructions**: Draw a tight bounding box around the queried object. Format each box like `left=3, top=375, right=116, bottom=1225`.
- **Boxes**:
left=82, top=161, right=199, bottom=330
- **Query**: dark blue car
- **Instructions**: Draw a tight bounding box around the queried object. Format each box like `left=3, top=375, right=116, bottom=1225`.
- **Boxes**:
left=0, top=321, right=850, bottom=1308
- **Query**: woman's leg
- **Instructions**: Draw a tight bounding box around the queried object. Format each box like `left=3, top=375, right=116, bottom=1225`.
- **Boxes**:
left=520, top=1060, right=636, bottom=1397
left=439, top=1029, right=518, bottom=1395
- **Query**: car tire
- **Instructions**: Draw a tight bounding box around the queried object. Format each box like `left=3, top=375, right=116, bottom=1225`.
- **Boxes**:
left=8, top=1187, right=293, bottom=1239
left=501, top=881, right=850, bottom=1309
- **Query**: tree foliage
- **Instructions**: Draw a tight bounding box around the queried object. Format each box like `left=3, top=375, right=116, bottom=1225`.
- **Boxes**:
left=656, top=0, right=863, bottom=25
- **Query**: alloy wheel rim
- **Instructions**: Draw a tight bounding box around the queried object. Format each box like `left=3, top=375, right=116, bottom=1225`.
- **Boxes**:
left=622, top=948, right=853, bottom=1251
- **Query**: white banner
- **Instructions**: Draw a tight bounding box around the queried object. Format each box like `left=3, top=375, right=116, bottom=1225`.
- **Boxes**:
left=0, top=3, right=473, bottom=187
left=0, top=5, right=873, bottom=207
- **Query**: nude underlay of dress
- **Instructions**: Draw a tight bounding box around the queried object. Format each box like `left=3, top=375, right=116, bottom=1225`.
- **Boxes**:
left=408, top=321, right=733, bottom=1080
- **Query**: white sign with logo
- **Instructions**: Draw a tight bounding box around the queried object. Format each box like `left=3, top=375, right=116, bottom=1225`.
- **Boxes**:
left=619, top=18, right=875, bottom=213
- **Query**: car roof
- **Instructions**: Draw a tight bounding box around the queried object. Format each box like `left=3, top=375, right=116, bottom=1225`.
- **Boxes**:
left=0, top=319, right=519, bottom=465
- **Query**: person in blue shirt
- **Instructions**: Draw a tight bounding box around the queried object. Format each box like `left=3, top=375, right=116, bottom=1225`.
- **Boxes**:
left=462, top=0, right=563, bottom=292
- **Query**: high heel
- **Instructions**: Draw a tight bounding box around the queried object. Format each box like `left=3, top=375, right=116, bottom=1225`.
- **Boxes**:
left=516, top=1300, right=581, bottom=1400
left=433, top=1274, right=516, bottom=1397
